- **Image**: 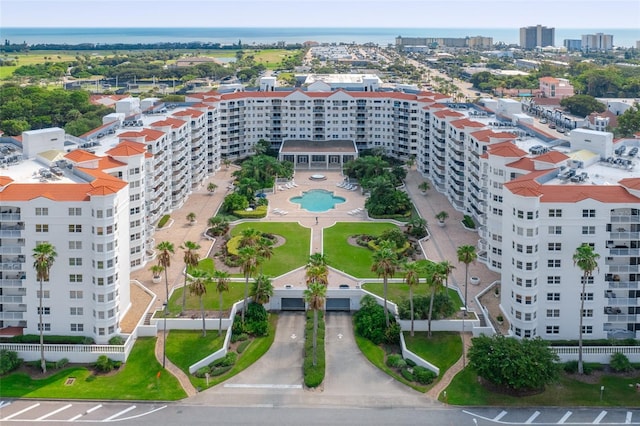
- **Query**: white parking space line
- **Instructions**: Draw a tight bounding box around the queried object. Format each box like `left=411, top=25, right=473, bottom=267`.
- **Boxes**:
left=525, top=411, right=540, bottom=424
left=36, top=403, right=72, bottom=420
left=2, top=403, right=40, bottom=420
left=68, top=405, right=103, bottom=422
left=87, top=404, right=103, bottom=414
left=626, top=411, right=633, bottom=424
left=69, top=413, right=84, bottom=422
left=593, top=410, right=607, bottom=424
left=559, top=411, right=573, bottom=424
left=224, top=383, right=303, bottom=389
left=0, top=401, right=11, bottom=409
left=494, top=411, right=508, bottom=421
left=103, top=405, right=136, bottom=422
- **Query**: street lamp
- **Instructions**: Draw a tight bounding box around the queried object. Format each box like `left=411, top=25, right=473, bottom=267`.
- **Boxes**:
left=162, top=301, right=168, bottom=369
left=460, top=307, right=467, bottom=368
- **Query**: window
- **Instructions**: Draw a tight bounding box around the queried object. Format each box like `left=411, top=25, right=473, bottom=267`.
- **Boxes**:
left=70, top=324, right=84, bottom=332
left=37, top=307, right=51, bottom=315
left=581, top=325, right=593, bottom=334
left=68, top=241, right=82, bottom=250
left=582, top=309, right=593, bottom=317
left=548, top=259, right=561, bottom=268
left=548, top=209, right=562, bottom=217
left=70, top=307, right=83, bottom=315
left=546, top=326, right=559, bottom=334
left=548, top=243, right=562, bottom=251
left=581, top=276, right=594, bottom=285
left=68, top=224, right=82, bottom=233
left=35, top=207, right=48, bottom=216
left=546, top=309, right=560, bottom=318
left=69, top=274, right=83, bottom=283
left=36, top=290, right=50, bottom=298
left=69, top=258, right=82, bottom=266
left=547, top=293, right=561, bottom=301
left=582, top=209, right=596, bottom=218
left=582, top=226, right=596, bottom=235
left=68, top=207, right=82, bottom=216
left=38, top=323, right=51, bottom=331
left=35, top=224, right=49, bottom=233
left=69, top=290, right=83, bottom=299
left=548, top=226, right=562, bottom=235
left=580, top=293, right=594, bottom=301
left=547, top=276, right=561, bottom=285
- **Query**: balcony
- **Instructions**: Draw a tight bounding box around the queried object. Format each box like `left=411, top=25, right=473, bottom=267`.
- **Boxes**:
left=0, top=213, right=21, bottom=221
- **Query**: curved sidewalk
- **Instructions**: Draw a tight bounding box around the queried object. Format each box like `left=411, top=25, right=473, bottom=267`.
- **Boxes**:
left=154, top=331, right=198, bottom=397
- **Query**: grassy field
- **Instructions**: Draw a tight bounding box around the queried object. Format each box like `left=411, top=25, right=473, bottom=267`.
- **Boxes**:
left=166, top=281, right=245, bottom=316
left=403, top=331, right=462, bottom=372
left=444, top=367, right=640, bottom=407
left=0, top=338, right=186, bottom=400
left=230, top=222, right=311, bottom=277
left=362, top=283, right=466, bottom=315
left=323, top=222, right=398, bottom=278
left=165, top=330, right=226, bottom=372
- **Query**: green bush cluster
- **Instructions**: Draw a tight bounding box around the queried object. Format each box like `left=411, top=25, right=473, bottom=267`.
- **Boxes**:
left=386, top=354, right=407, bottom=369
left=354, top=295, right=399, bottom=345
left=1, top=334, right=93, bottom=344
left=94, top=355, right=121, bottom=373
left=462, top=215, right=475, bottom=229
left=610, top=352, right=633, bottom=372
left=237, top=340, right=252, bottom=354
left=413, top=366, right=437, bottom=385
left=108, top=336, right=125, bottom=345
left=233, top=205, right=268, bottom=218
left=157, top=214, right=171, bottom=228
left=397, top=294, right=456, bottom=321
left=232, top=303, right=269, bottom=338
left=303, top=310, right=325, bottom=388
left=230, top=333, right=248, bottom=343
left=0, top=350, right=22, bottom=375
left=562, top=360, right=603, bottom=375
left=194, top=352, right=238, bottom=378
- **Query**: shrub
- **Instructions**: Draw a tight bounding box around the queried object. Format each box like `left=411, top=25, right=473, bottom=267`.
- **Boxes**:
left=405, top=358, right=416, bottom=368
left=94, top=355, right=116, bottom=373
left=0, top=350, right=22, bottom=375
left=354, top=295, right=389, bottom=345
left=109, top=336, right=125, bottom=345
left=237, top=340, right=251, bottom=354
left=248, top=320, right=269, bottom=336
left=210, top=365, right=233, bottom=376
left=462, top=215, right=475, bottom=229
left=413, top=366, right=437, bottom=384
left=246, top=302, right=268, bottom=323
left=303, top=309, right=326, bottom=388
left=55, top=358, right=69, bottom=369
left=233, top=205, right=268, bottom=218
left=401, top=367, right=415, bottom=381
left=5, top=334, right=90, bottom=344
left=397, top=294, right=456, bottom=321
left=386, top=354, right=407, bottom=369
left=231, top=332, right=249, bottom=343
left=157, top=214, right=170, bottom=228
left=195, top=367, right=209, bottom=378
left=232, top=317, right=245, bottom=335
left=384, top=323, right=402, bottom=345
left=211, top=352, right=237, bottom=368
left=610, top=352, right=633, bottom=372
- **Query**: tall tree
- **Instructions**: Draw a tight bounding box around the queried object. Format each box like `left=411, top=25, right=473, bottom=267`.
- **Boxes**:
left=213, top=270, right=230, bottom=336
left=304, top=282, right=327, bottom=367
left=371, top=240, right=398, bottom=327
left=180, top=241, right=201, bottom=313
left=425, top=261, right=445, bottom=337
left=188, top=268, right=210, bottom=337
left=255, top=236, right=274, bottom=274
left=156, top=241, right=175, bottom=316
left=32, top=242, right=57, bottom=373
left=457, top=245, right=477, bottom=314
left=238, top=246, right=259, bottom=324
left=573, top=244, right=600, bottom=375
left=251, top=274, right=274, bottom=305
left=402, top=261, right=422, bottom=337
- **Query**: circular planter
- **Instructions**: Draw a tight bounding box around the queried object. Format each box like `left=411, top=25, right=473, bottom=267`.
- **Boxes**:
left=152, top=276, right=162, bottom=284
left=437, top=221, right=445, bottom=228
left=469, top=276, right=480, bottom=286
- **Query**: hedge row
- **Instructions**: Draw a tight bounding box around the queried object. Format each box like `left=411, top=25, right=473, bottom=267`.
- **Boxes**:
left=232, top=205, right=267, bottom=219
left=157, top=214, right=171, bottom=228
left=303, top=310, right=325, bottom=388
left=0, top=335, right=93, bottom=344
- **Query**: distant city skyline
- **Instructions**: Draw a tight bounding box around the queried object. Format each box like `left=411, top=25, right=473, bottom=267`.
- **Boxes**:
left=2, top=0, right=640, bottom=30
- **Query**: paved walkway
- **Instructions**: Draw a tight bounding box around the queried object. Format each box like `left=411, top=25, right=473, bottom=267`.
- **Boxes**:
left=154, top=330, right=198, bottom=397
left=122, top=167, right=502, bottom=400
left=426, top=332, right=472, bottom=400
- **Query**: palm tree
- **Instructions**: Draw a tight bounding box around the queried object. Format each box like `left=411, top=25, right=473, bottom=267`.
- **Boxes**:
left=426, top=261, right=448, bottom=337
left=213, top=270, right=230, bottom=336
left=207, top=182, right=217, bottom=194
left=573, top=244, right=600, bottom=375
left=239, top=227, right=262, bottom=249
left=188, top=268, right=210, bottom=337
left=180, top=241, right=201, bottom=313
left=156, top=241, right=175, bottom=315
left=371, top=240, right=398, bottom=327
left=305, top=264, right=329, bottom=287
left=238, top=246, right=258, bottom=324
left=255, top=236, right=274, bottom=274
left=304, top=282, right=327, bottom=367
left=402, top=261, right=422, bottom=337
left=32, top=242, right=57, bottom=373
left=308, top=252, right=328, bottom=267
left=186, top=212, right=196, bottom=224
left=457, top=245, right=477, bottom=314
left=251, top=274, right=274, bottom=305
left=435, top=211, right=449, bottom=226
left=418, top=181, right=430, bottom=194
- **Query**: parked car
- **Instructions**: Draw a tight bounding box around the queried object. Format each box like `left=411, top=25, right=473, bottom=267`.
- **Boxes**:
left=557, top=127, right=565, bottom=133
left=540, top=119, right=547, bottom=124
left=549, top=123, right=556, bottom=129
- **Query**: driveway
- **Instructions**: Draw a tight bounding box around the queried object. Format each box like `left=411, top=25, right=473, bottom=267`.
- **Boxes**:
left=189, top=312, right=433, bottom=408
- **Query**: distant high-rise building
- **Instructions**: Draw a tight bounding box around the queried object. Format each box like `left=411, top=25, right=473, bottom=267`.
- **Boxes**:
left=519, top=25, right=555, bottom=49
left=563, top=39, right=582, bottom=51
left=581, top=33, right=614, bottom=52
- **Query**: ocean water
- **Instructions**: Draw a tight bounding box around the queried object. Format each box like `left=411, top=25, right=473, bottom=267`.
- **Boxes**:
left=1, top=27, right=639, bottom=48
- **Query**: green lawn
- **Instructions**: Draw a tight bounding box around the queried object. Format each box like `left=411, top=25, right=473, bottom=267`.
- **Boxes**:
left=0, top=338, right=186, bottom=400
left=166, top=281, right=245, bottom=316
left=444, top=367, right=640, bottom=407
left=231, top=222, right=311, bottom=277
left=403, top=331, right=462, bottom=373
left=362, top=283, right=466, bottom=316
left=323, top=222, right=398, bottom=277
left=165, top=330, right=226, bottom=373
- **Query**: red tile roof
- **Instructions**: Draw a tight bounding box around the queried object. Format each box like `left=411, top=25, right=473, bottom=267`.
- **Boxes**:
left=106, top=141, right=147, bottom=157
left=65, top=150, right=100, bottom=163
left=450, top=118, right=485, bottom=130
left=534, top=151, right=569, bottom=164
left=150, top=117, right=186, bottom=129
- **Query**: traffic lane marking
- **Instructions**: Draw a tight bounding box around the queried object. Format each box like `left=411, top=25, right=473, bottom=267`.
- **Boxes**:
left=36, top=403, right=72, bottom=420
left=2, top=402, right=40, bottom=420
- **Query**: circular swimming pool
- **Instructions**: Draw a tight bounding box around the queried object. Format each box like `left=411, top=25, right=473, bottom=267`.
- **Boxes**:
left=290, top=189, right=346, bottom=213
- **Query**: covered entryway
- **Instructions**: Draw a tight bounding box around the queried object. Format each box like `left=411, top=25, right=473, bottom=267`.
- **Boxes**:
left=279, top=140, right=357, bottom=170
left=281, top=297, right=305, bottom=311
left=326, top=298, right=350, bottom=311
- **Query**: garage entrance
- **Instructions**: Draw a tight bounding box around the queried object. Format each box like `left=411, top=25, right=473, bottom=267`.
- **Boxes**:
left=326, top=298, right=350, bottom=312
left=281, top=298, right=305, bottom=311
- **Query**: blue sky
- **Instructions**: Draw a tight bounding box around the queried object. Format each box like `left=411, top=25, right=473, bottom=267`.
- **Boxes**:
left=2, top=0, right=639, bottom=28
